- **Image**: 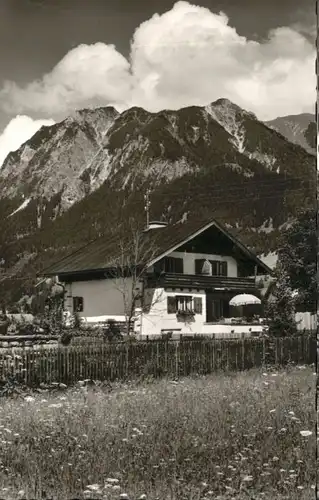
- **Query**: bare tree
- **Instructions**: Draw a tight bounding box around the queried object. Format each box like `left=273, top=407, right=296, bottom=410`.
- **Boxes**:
left=106, top=218, right=164, bottom=336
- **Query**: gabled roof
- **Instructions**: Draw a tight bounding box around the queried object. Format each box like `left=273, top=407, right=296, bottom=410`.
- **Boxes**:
left=39, top=215, right=272, bottom=276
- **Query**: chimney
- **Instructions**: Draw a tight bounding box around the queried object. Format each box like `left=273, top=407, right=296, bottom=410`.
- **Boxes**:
left=143, top=221, right=168, bottom=232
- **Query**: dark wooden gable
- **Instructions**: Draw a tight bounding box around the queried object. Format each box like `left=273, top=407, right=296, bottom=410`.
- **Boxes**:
left=176, top=224, right=263, bottom=276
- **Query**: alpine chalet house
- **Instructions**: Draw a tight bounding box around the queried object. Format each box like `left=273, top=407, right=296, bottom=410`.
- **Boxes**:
left=40, top=216, right=272, bottom=338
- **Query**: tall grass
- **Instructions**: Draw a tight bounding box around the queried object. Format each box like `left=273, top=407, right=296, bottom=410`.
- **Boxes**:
left=0, top=366, right=316, bottom=500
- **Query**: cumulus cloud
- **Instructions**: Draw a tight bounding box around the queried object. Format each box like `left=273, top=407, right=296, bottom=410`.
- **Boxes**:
left=0, top=115, right=55, bottom=167
left=0, top=1, right=315, bottom=126
left=0, top=43, right=132, bottom=116
left=130, top=2, right=315, bottom=118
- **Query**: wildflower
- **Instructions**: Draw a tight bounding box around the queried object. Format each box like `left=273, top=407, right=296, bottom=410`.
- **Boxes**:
left=242, top=475, right=253, bottom=482
left=300, top=430, right=312, bottom=437
left=24, top=396, right=35, bottom=402
left=86, top=484, right=101, bottom=491
left=119, top=494, right=129, bottom=499
left=106, top=478, right=120, bottom=484
left=132, top=427, right=143, bottom=435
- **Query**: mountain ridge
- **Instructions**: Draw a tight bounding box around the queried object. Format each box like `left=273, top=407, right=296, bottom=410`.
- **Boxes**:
left=266, top=112, right=316, bottom=154
left=0, top=99, right=316, bottom=306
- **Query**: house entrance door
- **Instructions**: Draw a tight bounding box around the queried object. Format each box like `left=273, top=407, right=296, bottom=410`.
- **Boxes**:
left=205, top=292, right=231, bottom=322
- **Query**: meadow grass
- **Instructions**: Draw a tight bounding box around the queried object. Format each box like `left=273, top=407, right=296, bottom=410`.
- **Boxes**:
left=0, top=365, right=316, bottom=500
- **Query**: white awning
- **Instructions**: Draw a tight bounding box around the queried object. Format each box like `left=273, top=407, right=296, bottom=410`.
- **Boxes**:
left=229, top=294, right=261, bottom=307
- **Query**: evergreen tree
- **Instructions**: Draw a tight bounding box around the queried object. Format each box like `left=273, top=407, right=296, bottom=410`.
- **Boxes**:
left=265, top=261, right=297, bottom=337
left=278, top=207, right=317, bottom=313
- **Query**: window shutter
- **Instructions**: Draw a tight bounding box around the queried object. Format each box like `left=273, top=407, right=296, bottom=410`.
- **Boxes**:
left=175, top=258, right=184, bottom=274
left=167, top=296, right=177, bottom=314
left=194, top=297, right=202, bottom=314
left=154, top=259, right=165, bottom=273
left=220, top=261, right=228, bottom=276
left=210, top=260, right=218, bottom=276
left=195, top=259, right=205, bottom=274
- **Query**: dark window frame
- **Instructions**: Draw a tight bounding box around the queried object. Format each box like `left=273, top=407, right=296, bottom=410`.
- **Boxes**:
left=73, top=296, right=84, bottom=313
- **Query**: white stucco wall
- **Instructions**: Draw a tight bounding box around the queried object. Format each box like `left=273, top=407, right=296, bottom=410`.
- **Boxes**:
left=169, top=251, right=237, bottom=276
left=135, top=287, right=263, bottom=338
left=64, top=277, right=133, bottom=322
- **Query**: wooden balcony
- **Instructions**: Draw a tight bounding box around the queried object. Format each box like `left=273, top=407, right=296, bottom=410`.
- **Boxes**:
left=146, top=273, right=258, bottom=292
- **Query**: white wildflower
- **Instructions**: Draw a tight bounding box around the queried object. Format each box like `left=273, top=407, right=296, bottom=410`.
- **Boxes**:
left=300, top=430, right=312, bottom=437
left=86, top=484, right=101, bottom=491
left=242, top=475, right=253, bottom=482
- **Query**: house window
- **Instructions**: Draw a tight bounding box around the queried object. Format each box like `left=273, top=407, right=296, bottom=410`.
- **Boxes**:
left=176, top=295, right=193, bottom=312
left=163, top=257, right=184, bottom=273
left=167, top=295, right=202, bottom=314
left=210, top=260, right=228, bottom=276
left=195, top=259, right=228, bottom=276
left=73, top=296, right=84, bottom=312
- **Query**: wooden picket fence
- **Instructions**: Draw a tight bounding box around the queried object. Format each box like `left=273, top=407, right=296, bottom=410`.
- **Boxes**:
left=0, top=336, right=315, bottom=387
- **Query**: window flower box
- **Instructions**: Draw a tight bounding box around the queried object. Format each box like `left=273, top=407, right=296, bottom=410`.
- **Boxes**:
left=176, top=309, right=195, bottom=317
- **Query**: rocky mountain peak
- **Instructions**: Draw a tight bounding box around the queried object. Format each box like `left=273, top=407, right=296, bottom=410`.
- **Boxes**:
left=266, top=113, right=316, bottom=154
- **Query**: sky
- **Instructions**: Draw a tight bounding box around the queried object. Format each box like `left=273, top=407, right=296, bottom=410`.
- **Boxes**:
left=0, top=0, right=316, bottom=166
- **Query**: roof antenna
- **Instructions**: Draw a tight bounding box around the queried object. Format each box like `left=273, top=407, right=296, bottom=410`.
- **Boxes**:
left=144, top=188, right=151, bottom=228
